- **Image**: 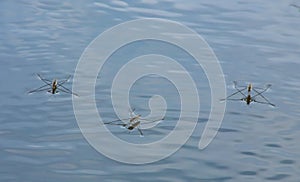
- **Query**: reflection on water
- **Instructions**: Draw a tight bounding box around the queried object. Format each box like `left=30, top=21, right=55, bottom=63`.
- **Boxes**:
left=1, top=0, right=300, bottom=181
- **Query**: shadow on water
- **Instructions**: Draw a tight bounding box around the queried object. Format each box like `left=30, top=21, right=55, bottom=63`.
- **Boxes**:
left=228, top=111, right=266, bottom=119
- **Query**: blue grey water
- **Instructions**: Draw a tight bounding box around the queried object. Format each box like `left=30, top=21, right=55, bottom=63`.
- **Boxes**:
left=1, top=0, right=300, bottom=181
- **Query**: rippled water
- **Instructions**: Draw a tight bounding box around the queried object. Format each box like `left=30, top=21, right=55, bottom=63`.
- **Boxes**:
left=1, top=0, right=300, bottom=181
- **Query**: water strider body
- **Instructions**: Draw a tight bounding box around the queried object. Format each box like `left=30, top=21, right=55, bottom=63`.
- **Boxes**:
left=244, top=83, right=253, bottom=105
left=50, top=79, right=58, bottom=94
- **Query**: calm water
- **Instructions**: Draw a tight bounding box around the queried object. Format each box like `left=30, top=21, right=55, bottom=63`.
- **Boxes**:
left=1, top=0, right=300, bottom=181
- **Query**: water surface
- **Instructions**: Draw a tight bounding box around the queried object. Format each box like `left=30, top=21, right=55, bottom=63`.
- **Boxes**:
left=1, top=0, right=300, bottom=181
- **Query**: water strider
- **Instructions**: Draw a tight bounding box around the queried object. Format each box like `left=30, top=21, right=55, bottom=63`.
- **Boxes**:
left=221, top=81, right=275, bottom=107
left=28, top=73, right=78, bottom=96
left=104, top=108, right=164, bottom=136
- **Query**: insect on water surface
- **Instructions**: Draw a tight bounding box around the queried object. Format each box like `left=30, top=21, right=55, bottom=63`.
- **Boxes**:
left=221, top=81, right=275, bottom=107
left=28, top=74, right=79, bottom=96
left=104, top=108, right=164, bottom=136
